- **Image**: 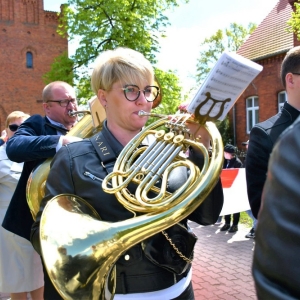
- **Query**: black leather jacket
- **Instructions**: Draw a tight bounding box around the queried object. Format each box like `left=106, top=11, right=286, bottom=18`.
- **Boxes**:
left=31, top=121, right=223, bottom=294
left=253, top=115, right=300, bottom=299
left=246, top=101, right=300, bottom=218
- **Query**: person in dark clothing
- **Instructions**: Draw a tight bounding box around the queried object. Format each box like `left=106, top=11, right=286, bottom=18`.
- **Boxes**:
left=241, top=140, right=257, bottom=239
left=246, top=46, right=300, bottom=219
left=220, top=144, right=243, bottom=233
left=252, top=116, right=300, bottom=299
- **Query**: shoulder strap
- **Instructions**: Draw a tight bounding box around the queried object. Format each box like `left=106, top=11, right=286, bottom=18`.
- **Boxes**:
left=90, top=131, right=116, bottom=174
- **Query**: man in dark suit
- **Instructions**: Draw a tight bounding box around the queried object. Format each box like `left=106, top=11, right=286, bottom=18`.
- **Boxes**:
left=246, top=46, right=300, bottom=219
left=2, top=81, right=81, bottom=299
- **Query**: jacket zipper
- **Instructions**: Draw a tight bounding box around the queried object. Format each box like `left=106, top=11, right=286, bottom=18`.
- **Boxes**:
left=84, top=171, right=102, bottom=181
left=83, top=171, right=112, bottom=186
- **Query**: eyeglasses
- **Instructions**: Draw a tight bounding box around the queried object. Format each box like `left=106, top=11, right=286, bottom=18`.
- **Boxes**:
left=46, top=98, right=77, bottom=107
left=121, top=85, right=160, bottom=102
left=291, top=72, right=300, bottom=76
left=9, top=124, right=19, bottom=132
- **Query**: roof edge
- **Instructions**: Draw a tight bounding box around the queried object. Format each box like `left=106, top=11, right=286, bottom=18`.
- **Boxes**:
left=252, top=49, right=290, bottom=62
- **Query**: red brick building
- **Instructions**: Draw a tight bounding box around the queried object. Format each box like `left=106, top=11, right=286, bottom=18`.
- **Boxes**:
left=0, top=0, right=67, bottom=130
left=232, top=0, right=300, bottom=151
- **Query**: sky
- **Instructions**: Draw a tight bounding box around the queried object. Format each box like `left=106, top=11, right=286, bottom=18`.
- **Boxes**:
left=44, top=0, right=280, bottom=91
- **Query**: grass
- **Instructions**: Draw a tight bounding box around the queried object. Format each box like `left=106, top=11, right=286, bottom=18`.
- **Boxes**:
left=218, top=211, right=254, bottom=228
left=239, top=211, right=253, bottom=228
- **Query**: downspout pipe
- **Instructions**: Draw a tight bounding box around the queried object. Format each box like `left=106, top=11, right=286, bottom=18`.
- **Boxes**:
left=233, top=104, right=236, bottom=145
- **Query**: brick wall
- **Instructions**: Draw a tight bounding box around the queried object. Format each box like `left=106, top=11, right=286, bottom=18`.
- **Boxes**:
left=0, top=0, right=68, bottom=129
left=228, top=53, right=285, bottom=149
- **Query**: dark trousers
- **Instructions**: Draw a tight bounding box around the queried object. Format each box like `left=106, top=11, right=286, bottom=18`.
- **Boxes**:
left=224, top=212, right=240, bottom=226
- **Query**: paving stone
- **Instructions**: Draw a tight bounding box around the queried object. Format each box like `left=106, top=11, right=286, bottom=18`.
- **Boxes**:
left=190, top=222, right=257, bottom=300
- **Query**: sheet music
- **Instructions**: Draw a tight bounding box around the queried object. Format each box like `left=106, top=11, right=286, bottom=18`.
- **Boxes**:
left=187, top=52, right=263, bottom=121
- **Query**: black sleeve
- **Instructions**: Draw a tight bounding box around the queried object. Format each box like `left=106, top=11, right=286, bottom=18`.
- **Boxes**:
left=188, top=178, right=223, bottom=225
left=6, top=115, right=60, bottom=163
left=186, top=146, right=224, bottom=225
left=246, top=126, right=273, bottom=218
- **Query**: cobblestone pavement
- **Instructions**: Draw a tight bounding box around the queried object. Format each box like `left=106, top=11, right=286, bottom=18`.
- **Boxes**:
left=0, top=222, right=256, bottom=300
left=190, top=221, right=257, bottom=300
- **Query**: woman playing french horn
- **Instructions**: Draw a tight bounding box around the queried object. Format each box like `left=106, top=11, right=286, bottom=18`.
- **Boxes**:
left=31, top=47, right=224, bottom=300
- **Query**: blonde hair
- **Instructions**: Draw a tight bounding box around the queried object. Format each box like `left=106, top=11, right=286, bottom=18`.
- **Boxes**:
left=5, top=111, right=30, bottom=128
left=91, top=47, right=154, bottom=93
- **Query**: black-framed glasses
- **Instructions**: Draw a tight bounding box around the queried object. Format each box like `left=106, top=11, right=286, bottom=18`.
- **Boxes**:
left=46, top=98, right=77, bottom=107
left=291, top=72, right=300, bottom=76
left=9, top=124, right=19, bottom=132
left=122, top=85, right=160, bottom=102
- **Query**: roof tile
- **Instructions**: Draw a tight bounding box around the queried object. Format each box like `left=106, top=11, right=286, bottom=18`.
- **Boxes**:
left=237, top=0, right=294, bottom=60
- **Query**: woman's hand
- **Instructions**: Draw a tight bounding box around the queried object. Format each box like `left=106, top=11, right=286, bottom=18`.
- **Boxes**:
left=185, top=122, right=211, bottom=149
left=175, top=102, right=211, bottom=149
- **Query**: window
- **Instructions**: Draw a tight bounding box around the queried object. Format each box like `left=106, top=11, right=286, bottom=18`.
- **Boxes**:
left=246, top=96, right=259, bottom=133
left=26, top=51, right=33, bottom=68
left=278, top=91, right=286, bottom=112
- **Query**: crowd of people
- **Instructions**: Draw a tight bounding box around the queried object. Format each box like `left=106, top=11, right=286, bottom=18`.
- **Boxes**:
left=1, top=45, right=300, bottom=299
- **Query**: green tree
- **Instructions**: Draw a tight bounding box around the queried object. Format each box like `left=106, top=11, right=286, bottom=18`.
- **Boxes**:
left=44, top=0, right=188, bottom=107
left=153, top=68, right=182, bottom=114
left=287, top=1, right=300, bottom=39
left=195, top=22, right=256, bottom=143
left=196, top=22, right=256, bottom=85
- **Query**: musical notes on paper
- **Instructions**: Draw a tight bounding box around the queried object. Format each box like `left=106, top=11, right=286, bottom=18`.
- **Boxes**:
left=188, top=52, right=263, bottom=121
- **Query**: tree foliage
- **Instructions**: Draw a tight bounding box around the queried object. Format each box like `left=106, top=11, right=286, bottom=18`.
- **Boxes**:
left=44, top=0, right=188, bottom=108
left=195, top=22, right=256, bottom=142
left=196, top=22, right=256, bottom=85
left=287, top=1, right=300, bottom=40
left=153, top=68, right=182, bottom=114
left=43, top=51, right=74, bottom=84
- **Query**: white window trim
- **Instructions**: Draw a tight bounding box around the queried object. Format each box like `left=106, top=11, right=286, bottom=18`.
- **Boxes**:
left=246, top=96, right=259, bottom=133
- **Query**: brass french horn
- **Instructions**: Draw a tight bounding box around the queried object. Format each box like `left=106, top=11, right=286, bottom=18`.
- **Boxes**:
left=26, top=96, right=106, bottom=220
left=39, top=107, right=224, bottom=299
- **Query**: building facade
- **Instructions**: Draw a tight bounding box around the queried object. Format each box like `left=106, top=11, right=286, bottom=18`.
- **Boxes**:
left=0, top=0, right=67, bottom=129
left=231, top=0, right=300, bottom=151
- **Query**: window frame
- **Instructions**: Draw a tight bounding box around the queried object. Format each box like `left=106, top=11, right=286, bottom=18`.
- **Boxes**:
left=246, top=96, right=259, bottom=133
left=26, top=51, right=33, bottom=68
left=278, top=91, right=286, bottom=112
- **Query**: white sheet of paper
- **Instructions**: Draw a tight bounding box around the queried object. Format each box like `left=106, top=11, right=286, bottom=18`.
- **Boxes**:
left=188, top=52, right=263, bottom=121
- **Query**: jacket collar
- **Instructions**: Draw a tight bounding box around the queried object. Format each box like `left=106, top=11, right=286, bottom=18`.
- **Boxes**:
left=282, top=101, right=300, bottom=121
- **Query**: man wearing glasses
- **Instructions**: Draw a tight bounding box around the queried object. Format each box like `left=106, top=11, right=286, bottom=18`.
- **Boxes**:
left=2, top=81, right=81, bottom=299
